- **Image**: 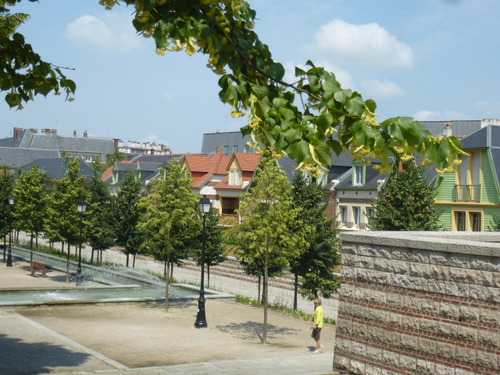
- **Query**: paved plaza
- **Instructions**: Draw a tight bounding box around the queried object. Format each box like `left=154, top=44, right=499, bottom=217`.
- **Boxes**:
left=0, top=260, right=340, bottom=375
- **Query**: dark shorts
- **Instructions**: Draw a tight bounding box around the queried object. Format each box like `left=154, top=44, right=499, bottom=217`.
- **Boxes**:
left=311, top=327, right=322, bottom=341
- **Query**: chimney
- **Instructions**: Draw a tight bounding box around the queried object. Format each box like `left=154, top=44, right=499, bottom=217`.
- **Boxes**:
left=73, top=130, right=77, bottom=137
left=83, top=130, right=88, bottom=138
left=29, top=128, right=38, bottom=134
left=216, top=146, right=223, bottom=154
left=443, top=123, right=452, bottom=137
left=13, top=127, right=24, bottom=141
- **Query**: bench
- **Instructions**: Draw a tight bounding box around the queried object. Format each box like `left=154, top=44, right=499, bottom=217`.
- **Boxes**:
left=31, top=261, right=51, bottom=277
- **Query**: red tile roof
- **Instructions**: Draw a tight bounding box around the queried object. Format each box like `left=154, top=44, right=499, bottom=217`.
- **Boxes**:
left=184, top=152, right=231, bottom=188
left=232, top=152, right=261, bottom=172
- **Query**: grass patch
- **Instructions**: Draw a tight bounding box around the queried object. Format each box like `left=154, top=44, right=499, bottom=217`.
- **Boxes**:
left=235, top=295, right=336, bottom=325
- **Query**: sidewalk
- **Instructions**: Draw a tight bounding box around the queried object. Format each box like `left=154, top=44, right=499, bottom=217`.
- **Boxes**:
left=0, top=263, right=340, bottom=375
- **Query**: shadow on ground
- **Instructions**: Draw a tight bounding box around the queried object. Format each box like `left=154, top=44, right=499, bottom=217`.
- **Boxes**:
left=216, top=321, right=300, bottom=342
left=0, top=334, right=90, bottom=375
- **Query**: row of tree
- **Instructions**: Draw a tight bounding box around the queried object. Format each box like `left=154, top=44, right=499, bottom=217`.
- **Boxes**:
left=1, top=156, right=342, bottom=342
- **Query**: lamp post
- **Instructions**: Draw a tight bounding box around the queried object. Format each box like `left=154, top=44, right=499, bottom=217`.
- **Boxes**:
left=6, top=195, right=14, bottom=267
left=76, top=199, right=87, bottom=286
left=194, top=195, right=211, bottom=328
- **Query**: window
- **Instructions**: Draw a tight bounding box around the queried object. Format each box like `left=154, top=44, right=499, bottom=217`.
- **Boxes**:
left=455, top=211, right=466, bottom=231
left=233, top=145, right=239, bottom=152
left=454, top=210, right=482, bottom=231
left=353, top=165, right=365, bottom=186
left=223, top=145, right=229, bottom=155
left=471, top=212, right=482, bottom=232
left=340, top=206, right=348, bottom=226
left=229, top=170, right=242, bottom=186
left=353, top=207, right=361, bottom=227
left=366, top=208, right=374, bottom=227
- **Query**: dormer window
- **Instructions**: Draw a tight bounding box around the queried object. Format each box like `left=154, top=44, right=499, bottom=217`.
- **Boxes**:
left=353, top=165, right=365, bottom=186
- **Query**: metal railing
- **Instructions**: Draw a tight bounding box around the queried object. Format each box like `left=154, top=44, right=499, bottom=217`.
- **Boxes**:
left=454, top=184, right=480, bottom=202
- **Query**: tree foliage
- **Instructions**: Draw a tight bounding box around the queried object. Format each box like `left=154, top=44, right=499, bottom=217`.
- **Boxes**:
left=369, top=161, right=442, bottom=231
left=112, top=171, right=144, bottom=266
left=191, top=208, right=225, bottom=288
left=233, top=155, right=306, bottom=343
left=2, top=0, right=464, bottom=173
left=290, top=172, right=341, bottom=304
left=0, top=172, right=14, bottom=239
left=0, top=0, right=76, bottom=109
left=12, top=165, right=49, bottom=248
left=45, top=159, right=86, bottom=246
left=86, top=176, right=115, bottom=261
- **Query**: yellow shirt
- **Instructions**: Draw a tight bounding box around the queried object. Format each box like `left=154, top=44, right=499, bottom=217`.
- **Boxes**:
left=313, top=305, right=324, bottom=328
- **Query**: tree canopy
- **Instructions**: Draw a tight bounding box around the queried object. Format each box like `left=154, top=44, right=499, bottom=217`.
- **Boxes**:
left=2, top=0, right=464, bottom=173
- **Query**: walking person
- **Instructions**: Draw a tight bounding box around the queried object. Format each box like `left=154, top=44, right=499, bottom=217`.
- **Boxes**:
left=311, top=299, right=324, bottom=353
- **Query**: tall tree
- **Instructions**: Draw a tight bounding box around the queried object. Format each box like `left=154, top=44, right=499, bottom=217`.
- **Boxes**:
left=191, top=209, right=225, bottom=289
left=86, top=175, right=115, bottom=263
left=234, top=156, right=306, bottom=343
left=370, top=161, right=442, bottom=231
left=12, top=165, right=49, bottom=268
left=2, top=1, right=464, bottom=173
left=290, top=172, right=341, bottom=308
left=137, top=160, right=199, bottom=311
left=112, top=171, right=144, bottom=267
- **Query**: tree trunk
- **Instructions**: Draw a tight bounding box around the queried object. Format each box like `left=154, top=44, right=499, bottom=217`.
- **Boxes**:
left=126, top=253, right=130, bottom=267
left=170, top=261, right=174, bottom=280
left=66, top=247, right=70, bottom=283
left=133, top=253, right=136, bottom=268
left=165, top=254, right=171, bottom=312
left=163, top=260, right=167, bottom=277
left=90, top=246, right=95, bottom=264
left=258, top=275, right=261, bottom=303
left=29, top=231, right=34, bottom=275
left=263, top=251, right=268, bottom=344
left=293, top=272, right=299, bottom=310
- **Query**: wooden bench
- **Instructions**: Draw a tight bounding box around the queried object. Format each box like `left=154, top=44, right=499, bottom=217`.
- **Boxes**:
left=31, top=261, right=51, bottom=277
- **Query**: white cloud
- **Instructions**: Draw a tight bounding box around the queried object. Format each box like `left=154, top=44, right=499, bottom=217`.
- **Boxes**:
left=413, top=110, right=468, bottom=121
left=361, top=79, right=405, bottom=98
left=66, top=12, right=143, bottom=52
left=311, top=19, right=413, bottom=67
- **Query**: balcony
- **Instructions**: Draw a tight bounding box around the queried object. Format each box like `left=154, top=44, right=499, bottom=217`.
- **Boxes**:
left=454, top=184, right=480, bottom=202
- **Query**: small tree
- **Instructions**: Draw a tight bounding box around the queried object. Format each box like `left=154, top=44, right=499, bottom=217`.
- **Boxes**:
left=86, top=176, right=115, bottom=263
left=45, top=159, right=86, bottom=280
left=234, top=156, right=306, bottom=343
left=12, top=165, right=49, bottom=268
left=0, top=172, right=14, bottom=258
left=112, top=171, right=144, bottom=267
left=290, top=172, right=341, bottom=308
left=137, top=160, right=199, bottom=311
left=370, top=160, right=442, bottom=231
left=191, top=209, right=225, bottom=289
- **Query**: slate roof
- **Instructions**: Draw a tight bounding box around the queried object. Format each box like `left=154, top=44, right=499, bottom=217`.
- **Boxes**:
left=21, top=158, right=97, bottom=180
left=0, top=148, right=60, bottom=168
left=420, top=120, right=482, bottom=138
left=13, top=130, right=115, bottom=159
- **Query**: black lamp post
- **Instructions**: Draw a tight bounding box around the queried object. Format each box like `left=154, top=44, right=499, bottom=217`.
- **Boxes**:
left=194, top=195, right=211, bottom=329
left=6, top=195, right=14, bottom=267
left=76, top=199, right=87, bottom=286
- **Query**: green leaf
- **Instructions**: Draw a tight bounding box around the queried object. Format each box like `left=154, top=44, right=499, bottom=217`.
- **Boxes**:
left=316, top=113, right=333, bottom=133
left=268, top=63, right=285, bottom=81
left=288, top=141, right=309, bottom=163
left=345, top=97, right=365, bottom=117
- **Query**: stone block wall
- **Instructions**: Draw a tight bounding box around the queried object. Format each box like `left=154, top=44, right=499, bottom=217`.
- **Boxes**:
left=333, top=232, right=500, bottom=375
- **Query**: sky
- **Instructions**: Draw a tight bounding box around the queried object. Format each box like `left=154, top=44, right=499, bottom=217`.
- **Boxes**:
left=2, top=0, right=500, bottom=153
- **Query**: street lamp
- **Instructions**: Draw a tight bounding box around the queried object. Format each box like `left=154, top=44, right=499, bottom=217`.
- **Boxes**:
left=6, top=195, right=14, bottom=267
left=76, top=199, right=87, bottom=286
left=194, top=195, right=211, bottom=328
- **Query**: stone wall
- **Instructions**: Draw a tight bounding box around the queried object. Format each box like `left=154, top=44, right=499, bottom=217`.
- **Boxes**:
left=333, top=232, right=500, bottom=375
